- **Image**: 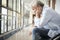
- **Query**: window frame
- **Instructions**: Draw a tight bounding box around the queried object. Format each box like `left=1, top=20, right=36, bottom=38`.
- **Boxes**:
left=0, top=0, right=21, bottom=34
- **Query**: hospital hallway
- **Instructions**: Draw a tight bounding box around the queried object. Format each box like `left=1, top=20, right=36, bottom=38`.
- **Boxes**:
left=0, top=0, right=60, bottom=40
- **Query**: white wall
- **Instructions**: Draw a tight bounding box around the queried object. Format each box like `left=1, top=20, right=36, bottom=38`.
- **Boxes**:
left=55, top=0, right=60, bottom=14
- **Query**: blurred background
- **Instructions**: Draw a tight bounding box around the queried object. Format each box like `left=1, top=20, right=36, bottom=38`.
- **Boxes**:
left=0, top=0, right=60, bottom=40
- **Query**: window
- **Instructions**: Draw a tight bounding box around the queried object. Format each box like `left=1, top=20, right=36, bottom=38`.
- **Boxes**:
left=48, top=0, right=56, bottom=10
left=1, top=7, right=7, bottom=33
left=20, top=0, right=24, bottom=27
left=12, top=12, right=16, bottom=29
left=17, top=0, right=21, bottom=13
left=15, top=13, right=18, bottom=28
left=23, top=10, right=30, bottom=27
left=2, top=0, right=7, bottom=7
left=52, top=0, right=56, bottom=10
left=17, top=14, right=20, bottom=28
left=2, top=8, right=7, bottom=15
left=13, top=0, right=16, bottom=10
left=8, top=10, right=12, bottom=31
left=8, top=0, right=12, bottom=9
left=18, top=14, right=21, bottom=28
left=14, top=13, right=21, bottom=29
left=0, top=0, right=21, bottom=34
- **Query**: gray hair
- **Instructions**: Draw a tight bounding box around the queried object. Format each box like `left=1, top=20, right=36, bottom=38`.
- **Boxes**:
left=31, top=0, right=44, bottom=8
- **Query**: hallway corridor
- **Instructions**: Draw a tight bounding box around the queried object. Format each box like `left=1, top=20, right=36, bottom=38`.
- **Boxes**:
left=0, top=0, right=60, bottom=40
left=6, top=26, right=32, bottom=40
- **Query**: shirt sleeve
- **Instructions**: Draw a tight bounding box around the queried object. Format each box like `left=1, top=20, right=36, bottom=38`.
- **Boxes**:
left=40, top=9, right=52, bottom=27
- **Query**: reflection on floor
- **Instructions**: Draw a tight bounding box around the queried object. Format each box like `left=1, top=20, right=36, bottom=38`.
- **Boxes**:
left=5, top=26, right=32, bottom=40
left=19, top=26, right=32, bottom=40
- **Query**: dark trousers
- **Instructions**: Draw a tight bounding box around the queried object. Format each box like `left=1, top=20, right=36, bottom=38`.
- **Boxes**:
left=32, top=28, right=50, bottom=40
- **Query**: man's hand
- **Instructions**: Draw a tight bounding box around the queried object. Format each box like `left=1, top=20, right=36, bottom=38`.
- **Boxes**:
left=29, top=31, right=32, bottom=36
left=29, top=26, right=36, bottom=36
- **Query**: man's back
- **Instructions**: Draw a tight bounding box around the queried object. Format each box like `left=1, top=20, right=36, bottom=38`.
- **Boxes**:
left=40, top=7, right=60, bottom=38
left=40, top=6, right=60, bottom=27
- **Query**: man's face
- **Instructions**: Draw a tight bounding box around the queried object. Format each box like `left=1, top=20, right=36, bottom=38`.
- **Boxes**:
left=32, top=5, right=43, bottom=15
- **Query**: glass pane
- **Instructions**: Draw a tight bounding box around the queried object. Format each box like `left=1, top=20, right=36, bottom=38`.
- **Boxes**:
left=20, top=0, right=24, bottom=27
left=2, top=0, right=6, bottom=7
left=18, top=14, right=20, bottom=28
left=4, top=16, right=7, bottom=32
left=17, top=0, right=20, bottom=13
left=1, top=8, right=7, bottom=33
left=13, top=12, right=16, bottom=16
left=16, top=13, right=19, bottom=28
left=23, top=10, right=30, bottom=27
left=1, top=16, right=5, bottom=33
left=13, top=0, right=16, bottom=10
left=8, top=16, right=12, bottom=31
left=8, top=10, right=12, bottom=31
left=8, top=0, right=12, bottom=9
left=13, top=17, right=16, bottom=29
left=17, top=14, right=20, bottom=28
left=13, top=12, right=16, bottom=29
left=1, top=16, right=7, bottom=33
left=2, top=8, right=7, bottom=15
left=8, top=10, right=12, bottom=16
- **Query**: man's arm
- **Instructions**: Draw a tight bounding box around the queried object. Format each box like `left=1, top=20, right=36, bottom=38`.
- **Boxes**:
left=40, top=10, right=52, bottom=27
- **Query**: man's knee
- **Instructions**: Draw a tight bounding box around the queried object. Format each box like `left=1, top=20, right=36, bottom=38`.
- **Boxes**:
left=32, top=28, right=39, bottom=34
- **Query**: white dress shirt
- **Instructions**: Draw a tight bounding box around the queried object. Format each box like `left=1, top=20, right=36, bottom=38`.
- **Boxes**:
left=40, top=6, right=60, bottom=38
left=34, top=17, right=40, bottom=28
